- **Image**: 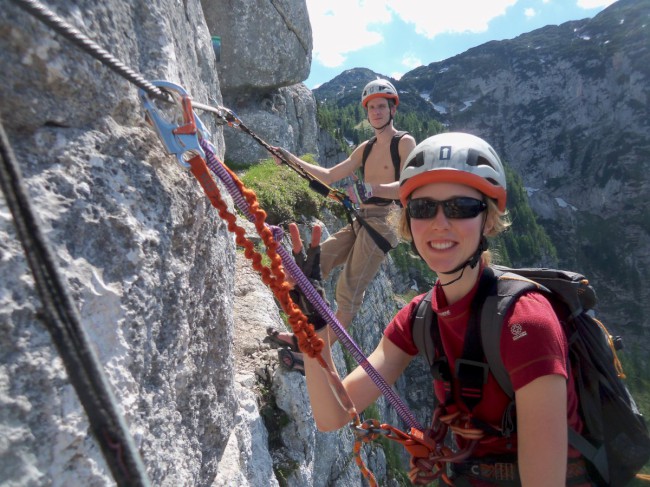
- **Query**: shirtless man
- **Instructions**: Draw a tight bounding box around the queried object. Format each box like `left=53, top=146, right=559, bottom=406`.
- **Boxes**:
left=268, top=79, right=416, bottom=371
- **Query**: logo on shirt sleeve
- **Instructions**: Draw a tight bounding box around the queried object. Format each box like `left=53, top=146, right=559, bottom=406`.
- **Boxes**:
left=510, top=323, right=528, bottom=341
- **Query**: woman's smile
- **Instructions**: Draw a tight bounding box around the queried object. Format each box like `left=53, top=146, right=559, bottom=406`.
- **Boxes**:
left=428, top=240, right=455, bottom=251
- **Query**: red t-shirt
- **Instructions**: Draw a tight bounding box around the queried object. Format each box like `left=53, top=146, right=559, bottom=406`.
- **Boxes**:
left=384, top=275, right=583, bottom=459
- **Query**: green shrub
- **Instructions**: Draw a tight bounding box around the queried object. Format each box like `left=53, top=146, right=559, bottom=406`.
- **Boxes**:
left=240, top=157, right=326, bottom=225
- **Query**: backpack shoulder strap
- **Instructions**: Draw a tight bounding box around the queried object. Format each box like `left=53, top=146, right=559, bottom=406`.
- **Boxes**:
left=361, top=131, right=409, bottom=181
left=360, top=136, right=377, bottom=179
left=411, top=288, right=453, bottom=389
left=390, top=131, right=408, bottom=181
left=480, top=267, right=545, bottom=399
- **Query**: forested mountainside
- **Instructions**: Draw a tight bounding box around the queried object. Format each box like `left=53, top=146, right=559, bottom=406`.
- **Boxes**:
left=313, top=0, right=650, bottom=351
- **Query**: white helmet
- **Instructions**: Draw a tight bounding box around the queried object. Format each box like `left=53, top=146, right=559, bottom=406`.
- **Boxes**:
left=399, top=132, right=507, bottom=211
left=361, top=79, right=399, bottom=108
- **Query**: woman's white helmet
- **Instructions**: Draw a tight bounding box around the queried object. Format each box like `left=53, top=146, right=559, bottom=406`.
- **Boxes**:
left=399, top=132, right=507, bottom=210
left=361, top=79, right=399, bottom=108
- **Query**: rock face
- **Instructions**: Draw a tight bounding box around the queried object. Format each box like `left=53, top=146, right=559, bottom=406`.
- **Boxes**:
left=1, top=0, right=239, bottom=485
left=202, top=0, right=312, bottom=93
left=221, top=83, right=320, bottom=164
left=201, top=0, right=317, bottom=164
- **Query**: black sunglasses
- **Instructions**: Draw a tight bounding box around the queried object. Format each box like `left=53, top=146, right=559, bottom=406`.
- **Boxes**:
left=407, top=197, right=487, bottom=220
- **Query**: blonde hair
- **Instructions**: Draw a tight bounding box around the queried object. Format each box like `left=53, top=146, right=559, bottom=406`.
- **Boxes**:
left=395, top=197, right=511, bottom=266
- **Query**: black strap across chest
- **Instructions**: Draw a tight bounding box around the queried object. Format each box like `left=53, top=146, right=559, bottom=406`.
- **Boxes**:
left=360, top=131, right=407, bottom=206
left=361, top=130, right=407, bottom=182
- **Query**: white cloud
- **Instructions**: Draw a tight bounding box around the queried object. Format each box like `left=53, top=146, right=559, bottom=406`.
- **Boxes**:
left=401, top=54, right=423, bottom=69
left=524, top=8, right=537, bottom=18
left=384, top=0, right=518, bottom=39
left=306, top=0, right=392, bottom=67
left=306, top=0, right=520, bottom=67
left=577, top=0, right=616, bottom=8
left=306, top=0, right=616, bottom=71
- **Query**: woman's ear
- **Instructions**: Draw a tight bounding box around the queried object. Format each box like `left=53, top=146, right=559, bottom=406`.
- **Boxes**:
left=483, top=211, right=496, bottom=237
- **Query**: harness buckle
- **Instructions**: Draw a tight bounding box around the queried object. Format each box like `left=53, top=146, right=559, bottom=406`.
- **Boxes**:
left=138, top=80, right=211, bottom=170
left=354, top=425, right=388, bottom=439
left=455, top=358, right=489, bottom=405
left=353, top=420, right=389, bottom=440
left=454, top=459, right=518, bottom=482
left=494, top=462, right=516, bottom=481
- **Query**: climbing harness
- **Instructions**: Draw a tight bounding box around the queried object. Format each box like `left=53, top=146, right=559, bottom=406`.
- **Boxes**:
left=360, top=130, right=408, bottom=204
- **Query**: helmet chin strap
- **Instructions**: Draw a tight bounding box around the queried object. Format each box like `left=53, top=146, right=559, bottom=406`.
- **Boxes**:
left=439, top=213, right=489, bottom=287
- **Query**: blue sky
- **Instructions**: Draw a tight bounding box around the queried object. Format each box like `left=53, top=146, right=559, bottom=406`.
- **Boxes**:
left=305, top=0, right=617, bottom=89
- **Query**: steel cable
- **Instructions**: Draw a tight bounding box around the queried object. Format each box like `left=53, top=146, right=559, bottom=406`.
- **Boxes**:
left=10, top=0, right=169, bottom=102
left=0, top=120, right=151, bottom=487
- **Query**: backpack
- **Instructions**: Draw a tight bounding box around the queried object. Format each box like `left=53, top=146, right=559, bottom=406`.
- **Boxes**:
left=412, top=265, right=650, bottom=486
left=360, top=131, right=408, bottom=206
